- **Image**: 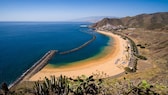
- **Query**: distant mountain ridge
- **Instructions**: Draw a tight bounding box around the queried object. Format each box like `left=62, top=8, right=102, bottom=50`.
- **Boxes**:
left=72, top=16, right=117, bottom=23
left=92, top=12, right=168, bottom=30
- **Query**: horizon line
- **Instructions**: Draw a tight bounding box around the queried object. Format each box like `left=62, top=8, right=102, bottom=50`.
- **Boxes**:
left=0, top=21, right=92, bottom=23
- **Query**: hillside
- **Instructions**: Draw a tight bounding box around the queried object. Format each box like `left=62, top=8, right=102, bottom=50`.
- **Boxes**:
left=91, top=12, right=168, bottom=94
left=92, top=12, right=168, bottom=30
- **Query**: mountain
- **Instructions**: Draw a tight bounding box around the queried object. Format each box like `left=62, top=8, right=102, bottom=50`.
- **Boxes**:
left=72, top=16, right=117, bottom=23
left=92, top=12, right=168, bottom=30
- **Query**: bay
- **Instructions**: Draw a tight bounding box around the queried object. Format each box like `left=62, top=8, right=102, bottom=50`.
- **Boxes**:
left=0, top=22, right=110, bottom=84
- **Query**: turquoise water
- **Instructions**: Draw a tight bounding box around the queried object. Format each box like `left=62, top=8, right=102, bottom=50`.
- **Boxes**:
left=0, top=22, right=110, bottom=85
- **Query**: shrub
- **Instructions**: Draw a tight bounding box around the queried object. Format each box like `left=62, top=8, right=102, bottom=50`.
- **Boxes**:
left=1, top=82, right=9, bottom=95
left=137, top=44, right=141, bottom=47
left=140, top=46, right=145, bottom=48
left=137, top=44, right=145, bottom=48
left=124, top=67, right=134, bottom=72
left=136, top=54, right=147, bottom=60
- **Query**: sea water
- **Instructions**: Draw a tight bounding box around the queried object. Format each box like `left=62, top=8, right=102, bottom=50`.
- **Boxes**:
left=0, top=22, right=110, bottom=84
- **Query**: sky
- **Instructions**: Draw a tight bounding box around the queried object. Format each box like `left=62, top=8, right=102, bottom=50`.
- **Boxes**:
left=0, top=0, right=168, bottom=21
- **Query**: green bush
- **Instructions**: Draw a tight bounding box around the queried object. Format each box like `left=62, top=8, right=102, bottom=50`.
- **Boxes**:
left=137, top=44, right=141, bottom=47
left=137, top=44, right=145, bottom=48
left=140, top=46, right=145, bottom=48
left=136, top=54, right=147, bottom=60
left=124, top=67, right=134, bottom=72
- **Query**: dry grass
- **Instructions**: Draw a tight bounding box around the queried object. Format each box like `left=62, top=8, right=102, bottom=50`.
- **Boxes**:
left=119, top=28, right=168, bottom=85
left=9, top=81, right=34, bottom=95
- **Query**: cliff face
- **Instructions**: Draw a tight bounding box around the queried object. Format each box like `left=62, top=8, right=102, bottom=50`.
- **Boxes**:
left=92, top=12, right=168, bottom=30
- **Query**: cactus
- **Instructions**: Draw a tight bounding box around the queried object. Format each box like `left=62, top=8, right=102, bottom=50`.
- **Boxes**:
left=44, top=77, right=50, bottom=89
left=71, top=75, right=102, bottom=95
left=33, top=81, right=41, bottom=95
left=75, top=86, right=83, bottom=95
left=33, top=75, right=103, bottom=95
left=50, top=75, right=56, bottom=92
left=34, top=75, right=70, bottom=95
left=57, top=75, right=69, bottom=95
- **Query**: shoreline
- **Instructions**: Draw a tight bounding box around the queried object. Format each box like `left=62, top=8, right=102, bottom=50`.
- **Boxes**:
left=9, top=50, right=57, bottom=88
left=29, top=30, right=131, bottom=81
left=46, top=35, right=112, bottom=70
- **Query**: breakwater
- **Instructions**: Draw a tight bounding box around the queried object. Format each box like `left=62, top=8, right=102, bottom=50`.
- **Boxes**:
left=9, top=30, right=97, bottom=88
left=59, top=34, right=96, bottom=54
left=9, top=50, right=57, bottom=89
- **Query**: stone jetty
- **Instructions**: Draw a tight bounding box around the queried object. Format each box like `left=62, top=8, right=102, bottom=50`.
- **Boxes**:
left=59, top=35, right=96, bottom=54
left=9, top=50, right=57, bottom=88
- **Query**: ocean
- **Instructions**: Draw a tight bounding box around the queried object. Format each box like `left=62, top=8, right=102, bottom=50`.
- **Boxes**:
left=0, top=22, right=110, bottom=85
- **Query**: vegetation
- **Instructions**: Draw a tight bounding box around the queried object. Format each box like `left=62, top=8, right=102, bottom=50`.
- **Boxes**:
left=135, top=54, right=147, bottom=60
left=33, top=75, right=102, bottom=95
left=137, top=44, right=145, bottom=49
left=132, top=59, right=138, bottom=72
left=34, top=75, right=69, bottom=95
left=127, top=37, right=138, bottom=54
left=1, top=75, right=168, bottom=95
left=0, top=82, right=9, bottom=95
left=124, top=80, right=158, bottom=95
left=124, top=67, right=134, bottom=72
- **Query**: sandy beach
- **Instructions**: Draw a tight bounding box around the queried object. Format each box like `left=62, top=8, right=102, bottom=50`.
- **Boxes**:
left=29, top=30, right=130, bottom=81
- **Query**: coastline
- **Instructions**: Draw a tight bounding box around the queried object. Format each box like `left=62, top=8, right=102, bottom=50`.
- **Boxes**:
left=29, top=30, right=131, bottom=81
left=9, top=50, right=57, bottom=88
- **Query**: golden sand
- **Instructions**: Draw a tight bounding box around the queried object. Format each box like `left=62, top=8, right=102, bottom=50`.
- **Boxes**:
left=29, top=30, right=130, bottom=81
